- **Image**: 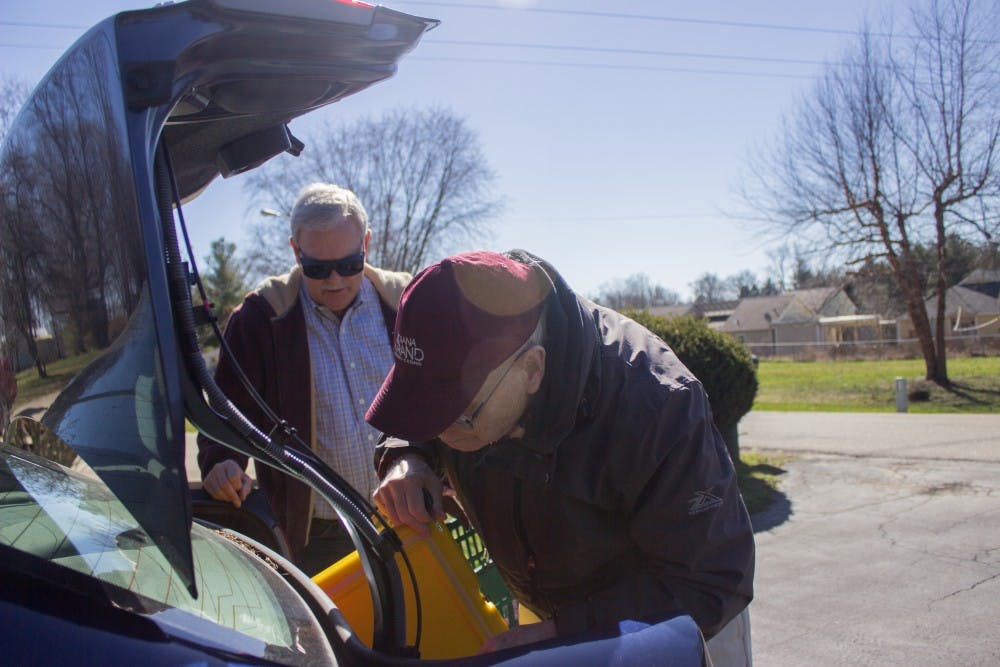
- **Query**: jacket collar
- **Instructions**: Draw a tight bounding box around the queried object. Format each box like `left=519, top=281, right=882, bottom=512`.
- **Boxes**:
left=504, top=251, right=601, bottom=456
left=253, top=263, right=412, bottom=319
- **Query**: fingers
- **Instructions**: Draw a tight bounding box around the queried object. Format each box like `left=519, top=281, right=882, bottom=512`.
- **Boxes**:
left=238, top=471, right=252, bottom=501
left=373, top=455, right=442, bottom=536
left=375, top=478, right=432, bottom=536
left=204, top=460, right=250, bottom=508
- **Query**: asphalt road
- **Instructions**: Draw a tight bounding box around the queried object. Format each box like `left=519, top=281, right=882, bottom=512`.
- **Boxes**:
left=739, top=411, right=1000, bottom=666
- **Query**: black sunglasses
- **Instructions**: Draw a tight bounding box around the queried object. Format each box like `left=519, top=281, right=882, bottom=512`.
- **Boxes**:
left=298, top=249, right=366, bottom=279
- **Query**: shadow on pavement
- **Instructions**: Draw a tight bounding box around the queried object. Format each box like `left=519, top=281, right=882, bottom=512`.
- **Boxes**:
left=738, top=458, right=793, bottom=533
left=750, top=490, right=791, bottom=533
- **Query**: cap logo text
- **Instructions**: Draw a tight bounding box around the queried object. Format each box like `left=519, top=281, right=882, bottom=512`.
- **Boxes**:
left=394, top=335, right=425, bottom=366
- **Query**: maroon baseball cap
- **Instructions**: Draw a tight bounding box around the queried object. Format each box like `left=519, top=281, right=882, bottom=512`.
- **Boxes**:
left=366, top=251, right=551, bottom=441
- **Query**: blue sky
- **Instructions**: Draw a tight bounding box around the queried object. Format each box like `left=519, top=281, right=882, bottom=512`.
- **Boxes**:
left=2, top=0, right=908, bottom=299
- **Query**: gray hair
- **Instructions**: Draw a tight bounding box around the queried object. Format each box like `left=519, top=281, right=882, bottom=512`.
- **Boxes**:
left=289, top=183, right=368, bottom=240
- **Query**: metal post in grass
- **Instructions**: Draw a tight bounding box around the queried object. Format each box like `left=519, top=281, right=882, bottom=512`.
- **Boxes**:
left=895, top=377, right=908, bottom=413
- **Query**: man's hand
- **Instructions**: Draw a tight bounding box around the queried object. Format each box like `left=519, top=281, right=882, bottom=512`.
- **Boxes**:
left=480, top=620, right=557, bottom=654
left=372, top=454, right=445, bottom=536
left=203, top=459, right=252, bottom=508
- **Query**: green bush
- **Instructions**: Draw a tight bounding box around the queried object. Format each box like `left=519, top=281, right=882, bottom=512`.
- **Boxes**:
left=628, top=312, right=758, bottom=459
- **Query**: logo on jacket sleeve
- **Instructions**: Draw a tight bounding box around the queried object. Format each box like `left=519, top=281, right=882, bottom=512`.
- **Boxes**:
left=687, top=489, right=723, bottom=515
left=394, top=335, right=424, bottom=366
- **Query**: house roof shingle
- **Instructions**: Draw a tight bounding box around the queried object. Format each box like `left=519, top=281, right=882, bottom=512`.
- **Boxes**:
left=720, top=286, right=860, bottom=333
left=791, top=287, right=840, bottom=314
left=720, top=294, right=795, bottom=332
left=936, top=285, right=1000, bottom=318
left=958, top=269, right=1000, bottom=298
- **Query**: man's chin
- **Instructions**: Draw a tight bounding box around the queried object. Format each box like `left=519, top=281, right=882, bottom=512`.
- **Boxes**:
left=320, top=293, right=350, bottom=311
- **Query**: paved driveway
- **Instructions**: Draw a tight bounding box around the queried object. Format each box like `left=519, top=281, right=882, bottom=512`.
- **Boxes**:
left=740, top=411, right=1000, bottom=666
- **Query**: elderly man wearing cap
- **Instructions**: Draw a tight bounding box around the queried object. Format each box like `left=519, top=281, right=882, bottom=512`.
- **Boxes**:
left=197, top=183, right=411, bottom=575
left=367, top=250, right=754, bottom=663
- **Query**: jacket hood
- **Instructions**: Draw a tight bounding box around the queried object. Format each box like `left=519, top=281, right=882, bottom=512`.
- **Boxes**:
left=505, top=250, right=600, bottom=455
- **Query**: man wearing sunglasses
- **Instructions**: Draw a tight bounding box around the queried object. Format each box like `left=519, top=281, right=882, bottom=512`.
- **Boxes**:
left=367, top=250, right=754, bottom=664
left=197, top=183, right=411, bottom=575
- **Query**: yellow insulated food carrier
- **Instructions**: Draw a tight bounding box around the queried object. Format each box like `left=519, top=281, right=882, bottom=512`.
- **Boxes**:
left=312, top=520, right=509, bottom=659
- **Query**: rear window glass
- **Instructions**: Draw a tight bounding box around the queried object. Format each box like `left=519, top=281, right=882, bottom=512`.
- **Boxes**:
left=0, top=444, right=334, bottom=665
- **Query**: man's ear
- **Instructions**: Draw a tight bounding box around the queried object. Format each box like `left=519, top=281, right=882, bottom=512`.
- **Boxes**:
left=522, top=345, right=546, bottom=394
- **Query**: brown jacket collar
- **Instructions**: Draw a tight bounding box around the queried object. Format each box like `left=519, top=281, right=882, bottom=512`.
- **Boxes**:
left=252, top=264, right=412, bottom=318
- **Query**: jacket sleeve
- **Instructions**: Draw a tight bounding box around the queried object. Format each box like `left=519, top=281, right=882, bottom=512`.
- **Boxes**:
left=553, top=381, right=755, bottom=640
left=196, top=298, right=271, bottom=476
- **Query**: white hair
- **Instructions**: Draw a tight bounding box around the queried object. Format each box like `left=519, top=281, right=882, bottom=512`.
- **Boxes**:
left=289, top=183, right=368, bottom=240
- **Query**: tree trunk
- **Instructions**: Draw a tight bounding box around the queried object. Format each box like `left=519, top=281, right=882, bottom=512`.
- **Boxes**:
left=890, top=253, right=940, bottom=386
left=719, top=421, right=740, bottom=465
left=931, top=201, right=950, bottom=387
left=932, top=292, right=950, bottom=386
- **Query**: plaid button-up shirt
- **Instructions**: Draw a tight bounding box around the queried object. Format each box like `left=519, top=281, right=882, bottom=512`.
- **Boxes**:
left=300, top=278, right=394, bottom=518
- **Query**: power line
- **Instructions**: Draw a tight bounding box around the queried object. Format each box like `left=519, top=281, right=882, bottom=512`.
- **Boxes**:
left=0, top=9, right=905, bottom=41
left=391, top=1, right=888, bottom=38
left=5, top=8, right=996, bottom=46
left=513, top=213, right=738, bottom=223
left=426, top=38, right=833, bottom=68
left=0, top=20, right=87, bottom=30
left=411, top=55, right=813, bottom=80
left=0, top=36, right=832, bottom=75
left=0, top=43, right=66, bottom=50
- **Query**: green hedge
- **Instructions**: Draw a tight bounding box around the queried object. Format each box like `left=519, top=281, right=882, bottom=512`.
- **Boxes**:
left=628, top=312, right=758, bottom=456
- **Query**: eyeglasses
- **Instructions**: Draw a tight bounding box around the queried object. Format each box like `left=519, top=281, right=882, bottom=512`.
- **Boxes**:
left=297, top=248, right=366, bottom=279
left=454, top=346, right=531, bottom=433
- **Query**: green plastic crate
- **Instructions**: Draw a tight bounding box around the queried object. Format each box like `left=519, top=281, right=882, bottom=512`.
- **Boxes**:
left=446, top=518, right=518, bottom=627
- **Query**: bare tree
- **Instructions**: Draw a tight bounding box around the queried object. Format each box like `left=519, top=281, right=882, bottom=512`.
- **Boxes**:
left=1, top=147, right=49, bottom=378
left=0, top=77, right=42, bottom=375
left=889, top=0, right=1000, bottom=382
left=593, top=273, right=681, bottom=310
left=243, top=107, right=502, bottom=278
left=848, top=235, right=995, bottom=316
left=741, top=0, right=999, bottom=385
left=726, top=270, right=763, bottom=298
left=689, top=272, right=734, bottom=304
left=764, top=244, right=794, bottom=292
left=1, top=77, right=29, bottom=141
left=2, top=41, right=143, bottom=374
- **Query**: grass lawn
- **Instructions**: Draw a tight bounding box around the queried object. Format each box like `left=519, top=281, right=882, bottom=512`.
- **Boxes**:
left=14, top=351, right=204, bottom=433
left=12, top=350, right=103, bottom=407
left=754, top=356, right=1000, bottom=413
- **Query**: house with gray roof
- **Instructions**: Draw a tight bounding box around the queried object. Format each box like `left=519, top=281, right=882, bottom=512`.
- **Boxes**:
left=898, top=269, right=1000, bottom=338
left=719, top=286, right=877, bottom=353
